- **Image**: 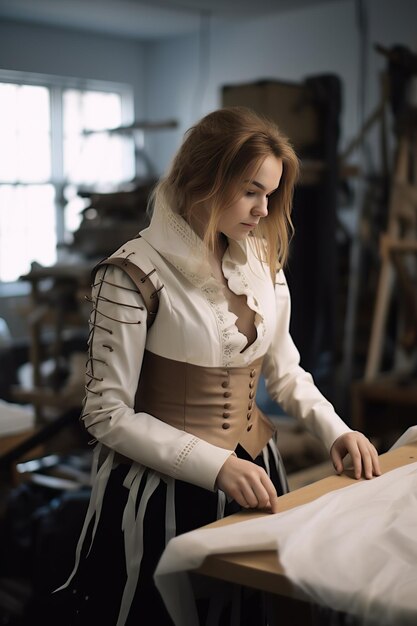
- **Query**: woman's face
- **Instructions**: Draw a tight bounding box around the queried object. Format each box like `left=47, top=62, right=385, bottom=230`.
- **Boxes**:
left=217, top=155, right=283, bottom=241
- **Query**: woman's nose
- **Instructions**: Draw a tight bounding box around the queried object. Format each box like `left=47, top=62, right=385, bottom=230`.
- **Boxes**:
left=251, top=196, right=268, bottom=218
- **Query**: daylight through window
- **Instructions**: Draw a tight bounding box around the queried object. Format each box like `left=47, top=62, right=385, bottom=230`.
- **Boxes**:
left=0, top=77, right=134, bottom=282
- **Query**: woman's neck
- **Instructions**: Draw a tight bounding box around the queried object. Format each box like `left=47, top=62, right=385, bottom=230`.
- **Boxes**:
left=185, top=208, right=228, bottom=278
left=212, top=232, right=228, bottom=264
left=208, top=233, right=228, bottom=283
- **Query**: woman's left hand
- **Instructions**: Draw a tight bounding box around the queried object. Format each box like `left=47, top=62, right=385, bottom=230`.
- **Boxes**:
left=330, top=431, right=381, bottom=480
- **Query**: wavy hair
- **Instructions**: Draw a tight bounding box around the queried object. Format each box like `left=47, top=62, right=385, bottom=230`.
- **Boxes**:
left=150, top=106, right=299, bottom=277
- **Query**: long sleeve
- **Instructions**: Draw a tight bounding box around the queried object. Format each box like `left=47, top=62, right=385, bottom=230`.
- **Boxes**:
left=82, top=265, right=233, bottom=491
left=262, top=270, right=352, bottom=452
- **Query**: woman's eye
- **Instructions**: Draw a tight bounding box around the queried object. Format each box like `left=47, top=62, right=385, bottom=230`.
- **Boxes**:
left=246, top=191, right=255, bottom=196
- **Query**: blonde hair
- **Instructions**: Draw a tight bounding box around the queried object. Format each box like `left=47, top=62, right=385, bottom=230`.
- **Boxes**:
left=150, top=106, right=299, bottom=277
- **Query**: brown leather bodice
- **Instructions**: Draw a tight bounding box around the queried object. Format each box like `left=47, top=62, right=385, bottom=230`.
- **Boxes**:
left=135, top=350, right=275, bottom=459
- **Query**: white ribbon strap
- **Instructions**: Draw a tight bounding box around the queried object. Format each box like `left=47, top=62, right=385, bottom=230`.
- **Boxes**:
left=87, top=448, right=115, bottom=556
left=269, top=437, right=289, bottom=494
left=217, top=489, right=226, bottom=520
left=262, top=445, right=270, bottom=477
left=116, top=470, right=161, bottom=626
left=54, top=445, right=114, bottom=592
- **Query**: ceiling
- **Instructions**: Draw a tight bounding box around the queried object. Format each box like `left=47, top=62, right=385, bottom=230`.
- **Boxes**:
left=0, top=0, right=345, bottom=39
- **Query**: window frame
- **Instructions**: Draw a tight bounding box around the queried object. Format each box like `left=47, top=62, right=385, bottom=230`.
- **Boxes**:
left=0, top=69, right=134, bottom=291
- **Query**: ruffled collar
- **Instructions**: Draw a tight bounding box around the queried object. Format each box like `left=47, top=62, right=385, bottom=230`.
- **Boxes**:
left=140, top=199, right=265, bottom=365
left=140, top=199, right=248, bottom=287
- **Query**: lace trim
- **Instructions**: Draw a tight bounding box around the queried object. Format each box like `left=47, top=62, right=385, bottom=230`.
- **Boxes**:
left=226, top=262, right=267, bottom=355
left=201, top=281, right=242, bottom=367
left=164, top=202, right=201, bottom=250
left=144, top=199, right=264, bottom=366
left=147, top=201, right=211, bottom=288
left=173, top=437, right=199, bottom=473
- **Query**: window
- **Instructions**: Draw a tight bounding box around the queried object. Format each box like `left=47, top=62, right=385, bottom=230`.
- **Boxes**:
left=0, top=73, right=134, bottom=282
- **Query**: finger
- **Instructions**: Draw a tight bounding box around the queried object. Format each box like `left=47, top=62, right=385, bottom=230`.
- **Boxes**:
left=330, top=445, right=344, bottom=474
left=249, top=481, right=272, bottom=509
left=359, top=443, right=373, bottom=479
left=231, top=486, right=251, bottom=509
left=240, top=482, right=261, bottom=508
left=350, top=446, right=363, bottom=480
left=259, top=473, right=278, bottom=508
left=356, top=437, right=382, bottom=479
left=242, top=474, right=272, bottom=509
left=270, top=495, right=280, bottom=514
left=370, top=444, right=382, bottom=476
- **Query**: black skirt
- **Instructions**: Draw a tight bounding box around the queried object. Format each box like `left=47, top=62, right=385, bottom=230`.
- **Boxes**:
left=53, top=441, right=288, bottom=626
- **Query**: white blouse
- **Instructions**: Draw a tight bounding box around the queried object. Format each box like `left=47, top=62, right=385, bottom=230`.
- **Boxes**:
left=82, top=200, right=352, bottom=492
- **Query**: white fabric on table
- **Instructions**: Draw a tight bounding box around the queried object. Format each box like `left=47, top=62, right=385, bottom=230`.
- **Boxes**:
left=155, top=441, right=417, bottom=626
left=389, top=425, right=417, bottom=450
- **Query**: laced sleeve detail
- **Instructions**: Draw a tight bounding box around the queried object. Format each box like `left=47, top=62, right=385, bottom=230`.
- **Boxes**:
left=81, top=264, right=149, bottom=426
left=93, top=254, right=163, bottom=329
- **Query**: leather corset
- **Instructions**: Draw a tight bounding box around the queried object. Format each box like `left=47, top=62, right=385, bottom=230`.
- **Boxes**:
left=135, top=350, right=275, bottom=459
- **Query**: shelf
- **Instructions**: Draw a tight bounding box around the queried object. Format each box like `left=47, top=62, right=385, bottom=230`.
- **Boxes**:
left=12, top=386, right=83, bottom=410
left=82, top=119, right=178, bottom=136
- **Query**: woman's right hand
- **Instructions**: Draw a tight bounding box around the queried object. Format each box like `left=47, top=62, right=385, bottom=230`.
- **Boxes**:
left=216, top=455, right=279, bottom=513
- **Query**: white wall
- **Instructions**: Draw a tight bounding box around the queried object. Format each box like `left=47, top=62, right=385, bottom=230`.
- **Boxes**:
left=0, top=18, right=146, bottom=116
left=144, top=0, right=417, bottom=175
left=0, top=1, right=416, bottom=175
left=1, top=1, right=415, bottom=175
left=143, top=32, right=200, bottom=174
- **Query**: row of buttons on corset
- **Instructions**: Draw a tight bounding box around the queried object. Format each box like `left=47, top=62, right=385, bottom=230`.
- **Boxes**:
left=221, top=368, right=257, bottom=432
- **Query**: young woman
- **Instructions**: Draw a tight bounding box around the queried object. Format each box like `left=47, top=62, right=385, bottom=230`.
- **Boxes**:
left=57, top=106, right=380, bottom=626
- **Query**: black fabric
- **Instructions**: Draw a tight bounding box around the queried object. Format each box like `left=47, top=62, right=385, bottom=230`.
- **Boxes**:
left=0, top=485, right=91, bottom=626
left=51, top=444, right=288, bottom=626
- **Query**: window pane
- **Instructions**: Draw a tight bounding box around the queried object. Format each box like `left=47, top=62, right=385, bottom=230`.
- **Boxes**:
left=0, top=78, right=134, bottom=277
left=80, top=91, right=122, bottom=131
left=0, top=127, right=19, bottom=182
left=0, top=83, right=19, bottom=132
left=0, top=184, right=56, bottom=281
left=18, top=85, right=50, bottom=133
left=19, top=131, right=51, bottom=182
left=0, top=84, right=19, bottom=181
left=0, top=83, right=51, bottom=183
left=63, top=88, right=134, bottom=188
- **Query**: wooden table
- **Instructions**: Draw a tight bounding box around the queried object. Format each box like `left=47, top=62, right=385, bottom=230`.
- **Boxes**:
left=195, top=443, right=417, bottom=624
